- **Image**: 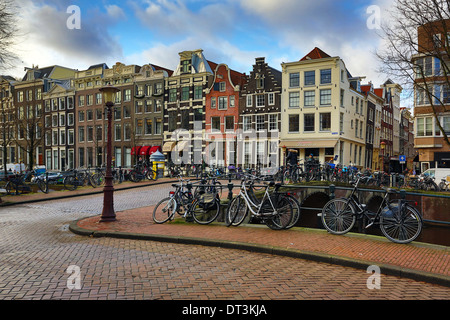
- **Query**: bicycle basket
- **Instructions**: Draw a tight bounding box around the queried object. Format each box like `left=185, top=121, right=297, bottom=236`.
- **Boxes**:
left=198, top=193, right=217, bottom=210
left=381, top=201, right=400, bottom=218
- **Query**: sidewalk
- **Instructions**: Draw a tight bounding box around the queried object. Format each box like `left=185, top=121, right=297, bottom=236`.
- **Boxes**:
left=2, top=179, right=448, bottom=287
left=0, top=178, right=175, bottom=206
left=70, top=204, right=450, bottom=288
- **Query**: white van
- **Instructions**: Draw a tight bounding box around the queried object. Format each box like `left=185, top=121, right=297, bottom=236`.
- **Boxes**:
left=421, top=168, right=450, bottom=182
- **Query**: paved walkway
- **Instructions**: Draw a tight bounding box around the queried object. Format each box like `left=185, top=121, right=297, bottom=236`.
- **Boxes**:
left=2, top=179, right=449, bottom=287
left=70, top=204, right=450, bottom=287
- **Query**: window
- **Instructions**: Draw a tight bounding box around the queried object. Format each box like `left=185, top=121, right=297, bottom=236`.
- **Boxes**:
left=135, top=101, right=143, bottom=113
left=169, top=89, right=177, bottom=102
left=218, top=96, right=228, bottom=110
left=289, top=92, right=300, bottom=108
left=320, top=69, right=332, bottom=84
left=256, top=94, right=265, bottom=107
left=145, top=100, right=152, bottom=113
left=114, top=124, right=121, bottom=141
left=114, top=107, right=121, bottom=120
left=243, top=115, right=252, bottom=131
left=320, top=113, right=331, bottom=131
left=181, top=60, right=190, bottom=73
left=355, top=120, right=359, bottom=137
left=124, top=124, right=132, bottom=141
left=304, top=91, right=315, bottom=107
left=268, top=93, right=274, bottom=105
left=155, top=118, right=162, bottom=135
left=78, top=127, right=85, bottom=142
left=87, top=94, right=93, bottom=106
left=78, top=95, right=85, bottom=107
left=154, top=82, right=163, bottom=95
left=211, top=97, right=216, bottom=109
left=219, top=82, right=226, bottom=92
left=320, top=89, right=332, bottom=105
left=78, top=111, right=85, bottom=122
left=86, top=109, right=93, bottom=121
left=246, top=94, right=252, bottom=107
left=67, top=113, right=75, bottom=126
left=135, top=119, right=143, bottom=135
left=256, top=76, right=264, bottom=89
left=230, top=95, right=235, bottom=107
left=155, top=100, right=162, bottom=113
left=417, top=117, right=433, bottom=136
left=225, top=116, right=234, bottom=131
left=87, top=126, right=93, bottom=142
left=181, top=87, right=189, bottom=101
left=304, top=114, right=315, bottom=132
left=304, top=71, right=315, bottom=86
left=145, top=119, right=152, bottom=135
left=96, top=93, right=102, bottom=105
left=194, top=86, right=202, bottom=100
left=68, top=129, right=74, bottom=145
left=256, top=115, right=265, bottom=131
left=289, top=73, right=300, bottom=87
left=442, top=116, right=450, bottom=135
left=269, top=114, right=277, bottom=131
left=211, top=117, right=221, bottom=131
left=288, top=114, right=299, bottom=133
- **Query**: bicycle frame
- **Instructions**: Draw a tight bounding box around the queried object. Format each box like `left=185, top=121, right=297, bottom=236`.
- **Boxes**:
left=238, top=179, right=277, bottom=217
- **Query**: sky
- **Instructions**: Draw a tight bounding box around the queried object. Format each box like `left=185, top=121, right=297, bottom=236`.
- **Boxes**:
left=8, top=0, right=401, bottom=102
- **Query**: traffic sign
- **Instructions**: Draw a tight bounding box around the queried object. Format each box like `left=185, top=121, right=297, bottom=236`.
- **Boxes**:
left=399, top=155, right=406, bottom=164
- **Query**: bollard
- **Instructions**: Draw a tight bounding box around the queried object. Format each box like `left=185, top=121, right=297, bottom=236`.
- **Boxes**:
left=329, top=184, right=335, bottom=200
left=185, top=182, right=194, bottom=222
left=227, top=174, right=234, bottom=201
left=400, top=189, right=406, bottom=200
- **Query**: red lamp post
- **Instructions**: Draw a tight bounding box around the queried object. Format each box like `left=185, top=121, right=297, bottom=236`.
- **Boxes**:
left=99, top=85, right=120, bottom=222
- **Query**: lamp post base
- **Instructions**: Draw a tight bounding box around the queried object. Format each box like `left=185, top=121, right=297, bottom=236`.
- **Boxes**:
left=99, top=184, right=116, bottom=222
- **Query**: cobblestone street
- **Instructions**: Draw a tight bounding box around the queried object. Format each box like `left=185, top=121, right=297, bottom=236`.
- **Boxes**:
left=0, top=184, right=449, bottom=302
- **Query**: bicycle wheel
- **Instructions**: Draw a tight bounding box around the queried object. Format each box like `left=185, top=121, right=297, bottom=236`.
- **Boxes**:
left=36, top=179, right=48, bottom=194
left=284, top=194, right=301, bottom=229
left=191, top=196, right=220, bottom=225
left=380, top=203, right=423, bottom=244
left=146, top=169, right=157, bottom=181
left=321, top=198, right=356, bottom=235
left=153, top=197, right=177, bottom=224
left=265, top=195, right=294, bottom=230
left=5, top=181, right=15, bottom=195
left=64, top=176, right=77, bottom=191
left=226, top=195, right=247, bottom=227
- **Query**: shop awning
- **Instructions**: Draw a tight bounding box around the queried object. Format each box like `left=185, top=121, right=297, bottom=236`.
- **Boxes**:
left=131, top=146, right=142, bottom=155
left=281, top=140, right=338, bottom=149
left=149, top=146, right=161, bottom=156
left=139, top=146, right=151, bottom=155
left=162, top=141, right=176, bottom=152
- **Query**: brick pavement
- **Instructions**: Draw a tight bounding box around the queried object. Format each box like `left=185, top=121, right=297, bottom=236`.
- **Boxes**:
left=72, top=204, right=450, bottom=287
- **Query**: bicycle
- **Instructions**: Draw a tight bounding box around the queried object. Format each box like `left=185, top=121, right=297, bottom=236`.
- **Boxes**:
left=5, top=170, right=47, bottom=195
left=153, top=175, right=221, bottom=225
left=321, top=176, right=423, bottom=244
left=225, top=174, right=295, bottom=230
left=63, top=169, right=98, bottom=191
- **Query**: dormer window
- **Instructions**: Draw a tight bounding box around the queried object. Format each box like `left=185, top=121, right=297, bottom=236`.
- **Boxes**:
left=181, top=60, right=191, bottom=74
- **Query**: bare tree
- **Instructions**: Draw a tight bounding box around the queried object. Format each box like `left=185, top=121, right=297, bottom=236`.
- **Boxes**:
left=376, top=0, right=450, bottom=146
left=0, top=0, right=19, bottom=71
left=13, top=104, right=46, bottom=171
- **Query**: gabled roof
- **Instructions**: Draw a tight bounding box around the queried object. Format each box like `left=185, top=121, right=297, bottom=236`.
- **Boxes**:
left=300, top=47, right=331, bottom=61
left=150, top=64, right=174, bottom=77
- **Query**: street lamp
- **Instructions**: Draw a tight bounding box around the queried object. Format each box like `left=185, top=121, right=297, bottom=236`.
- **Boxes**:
left=99, top=85, right=120, bottom=222
left=380, top=141, right=386, bottom=172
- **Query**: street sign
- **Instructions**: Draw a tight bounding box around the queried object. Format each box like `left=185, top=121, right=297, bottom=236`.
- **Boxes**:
left=399, top=155, right=406, bottom=164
